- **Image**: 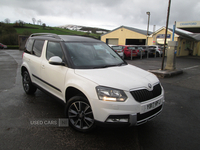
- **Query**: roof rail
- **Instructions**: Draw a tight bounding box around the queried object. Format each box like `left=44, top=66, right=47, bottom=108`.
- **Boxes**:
left=29, top=33, right=61, bottom=39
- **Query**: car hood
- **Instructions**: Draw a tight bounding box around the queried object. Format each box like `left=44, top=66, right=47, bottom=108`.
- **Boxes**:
left=75, top=64, right=159, bottom=91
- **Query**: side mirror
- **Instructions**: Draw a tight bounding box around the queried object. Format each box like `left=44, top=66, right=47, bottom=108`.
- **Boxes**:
left=49, top=56, right=65, bottom=66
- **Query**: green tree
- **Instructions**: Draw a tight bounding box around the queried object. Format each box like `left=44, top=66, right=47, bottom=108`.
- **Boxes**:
left=42, top=23, right=46, bottom=29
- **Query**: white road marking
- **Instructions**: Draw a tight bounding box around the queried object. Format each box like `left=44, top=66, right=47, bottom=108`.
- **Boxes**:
left=182, top=65, right=199, bottom=70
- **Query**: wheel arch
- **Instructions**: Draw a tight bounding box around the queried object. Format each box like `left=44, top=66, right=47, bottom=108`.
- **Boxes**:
left=21, top=66, right=28, bottom=76
left=65, top=86, right=88, bottom=104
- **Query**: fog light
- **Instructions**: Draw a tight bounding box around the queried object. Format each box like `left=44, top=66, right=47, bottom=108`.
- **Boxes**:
left=106, top=115, right=129, bottom=123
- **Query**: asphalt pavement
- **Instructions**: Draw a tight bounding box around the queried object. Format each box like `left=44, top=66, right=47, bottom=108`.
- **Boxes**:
left=0, top=50, right=200, bottom=150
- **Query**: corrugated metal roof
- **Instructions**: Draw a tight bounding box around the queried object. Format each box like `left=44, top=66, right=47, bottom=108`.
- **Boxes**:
left=189, top=33, right=200, bottom=41
left=168, top=28, right=196, bottom=40
left=122, top=26, right=153, bottom=35
left=101, top=26, right=152, bottom=36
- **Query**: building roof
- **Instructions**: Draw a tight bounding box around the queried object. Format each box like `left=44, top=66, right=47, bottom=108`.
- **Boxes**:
left=168, top=28, right=196, bottom=40
left=189, top=33, right=200, bottom=41
left=149, top=26, right=196, bottom=41
left=122, top=26, right=153, bottom=35
left=101, top=25, right=152, bottom=36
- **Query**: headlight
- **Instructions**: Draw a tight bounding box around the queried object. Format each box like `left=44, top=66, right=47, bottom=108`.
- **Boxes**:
left=96, top=86, right=127, bottom=102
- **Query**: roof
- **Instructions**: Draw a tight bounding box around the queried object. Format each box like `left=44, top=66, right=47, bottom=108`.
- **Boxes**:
left=149, top=26, right=196, bottom=41
left=101, top=26, right=153, bottom=36
left=29, top=33, right=101, bottom=42
left=188, top=33, right=200, bottom=41
left=58, top=35, right=101, bottom=42
left=168, top=28, right=196, bottom=40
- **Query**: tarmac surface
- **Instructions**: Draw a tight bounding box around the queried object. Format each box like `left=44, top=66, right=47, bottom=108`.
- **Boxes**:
left=0, top=50, right=200, bottom=150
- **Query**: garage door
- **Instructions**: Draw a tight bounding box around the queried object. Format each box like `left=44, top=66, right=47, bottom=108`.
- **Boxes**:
left=106, top=39, right=119, bottom=45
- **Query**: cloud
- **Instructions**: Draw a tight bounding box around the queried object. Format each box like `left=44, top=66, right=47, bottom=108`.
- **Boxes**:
left=0, top=0, right=200, bottom=30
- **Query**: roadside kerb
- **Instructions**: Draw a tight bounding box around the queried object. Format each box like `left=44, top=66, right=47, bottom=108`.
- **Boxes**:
left=148, top=69, right=183, bottom=78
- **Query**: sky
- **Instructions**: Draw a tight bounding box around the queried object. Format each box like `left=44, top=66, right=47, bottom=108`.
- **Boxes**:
left=0, top=0, right=200, bottom=31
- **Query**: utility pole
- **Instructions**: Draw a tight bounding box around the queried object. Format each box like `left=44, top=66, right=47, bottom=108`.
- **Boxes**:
left=161, top=0, right=171, bottom=70
left=146, top=12, right=150, bottom=45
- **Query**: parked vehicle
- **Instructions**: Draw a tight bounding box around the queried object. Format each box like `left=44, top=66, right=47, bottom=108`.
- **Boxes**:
left=148, top=45, right=163, bottom=57
left=132, top=46, right=145, bottom=57
left=0, top=43, right=7, bottom=49
left=109, top=45, right=124, bottom=59
left=141, top=45, right=150, bottom=56
left=21, top=33, right=164, bottom=132
left=118, top=45, right=138, bottom=59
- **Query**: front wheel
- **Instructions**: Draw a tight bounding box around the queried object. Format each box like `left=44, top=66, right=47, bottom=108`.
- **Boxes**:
left=65, top=96, right=95, bottom=132
left=22, top=71, right=37, bottom=94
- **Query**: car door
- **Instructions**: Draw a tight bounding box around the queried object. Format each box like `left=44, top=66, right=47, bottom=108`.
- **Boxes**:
left=25, top=39, right=45, bottom=85
left=40, top=41, right=68, bottom=100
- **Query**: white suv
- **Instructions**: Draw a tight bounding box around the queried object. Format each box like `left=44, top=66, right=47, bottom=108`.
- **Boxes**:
left=21, top=33, right=164, bottom=132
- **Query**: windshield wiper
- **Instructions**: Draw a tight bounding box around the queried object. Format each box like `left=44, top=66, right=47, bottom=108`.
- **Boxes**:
left=93, top=63, right=126, bottom=69
left=117, top=62, right=126, bottom=66
left=93, top=64, right=118, bottom=69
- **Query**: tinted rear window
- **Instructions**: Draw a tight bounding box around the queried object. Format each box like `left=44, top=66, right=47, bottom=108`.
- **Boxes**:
left=26, top=39, right=34, bottom=52
left=33, top=40, right=45, bottom=57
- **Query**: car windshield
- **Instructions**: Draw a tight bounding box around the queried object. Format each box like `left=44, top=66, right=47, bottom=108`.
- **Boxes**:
left=137, top=47, right=143, bottom=50
left=127, top=47, right=135, bottom=50
left=112, top=46, right=122, bottom=50
left=149, top=46, right=156, bottom=49
left=64, top=42, right=126, bottom=69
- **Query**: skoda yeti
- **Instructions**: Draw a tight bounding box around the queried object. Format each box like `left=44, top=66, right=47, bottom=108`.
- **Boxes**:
left=21, top=33, right=164, bottom=132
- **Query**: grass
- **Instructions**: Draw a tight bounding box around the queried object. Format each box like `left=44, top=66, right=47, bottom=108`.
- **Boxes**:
left=6, top=45, right=19, bottom=49
left=13, top=24, right=101, bottom=39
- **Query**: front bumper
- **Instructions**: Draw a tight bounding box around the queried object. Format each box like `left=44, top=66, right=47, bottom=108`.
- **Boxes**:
left=91, top=88, right=165, bottom=127
left=95, top=104, right=163, bottom=127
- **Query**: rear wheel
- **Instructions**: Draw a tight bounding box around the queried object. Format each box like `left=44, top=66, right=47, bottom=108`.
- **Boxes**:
left=65, top=96, right=95, bottom=132
left=22, top=71, right=37, bottom=94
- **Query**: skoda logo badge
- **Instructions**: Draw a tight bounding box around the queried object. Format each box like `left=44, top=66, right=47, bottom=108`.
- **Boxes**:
left=148, top=83, right=152, bottom=89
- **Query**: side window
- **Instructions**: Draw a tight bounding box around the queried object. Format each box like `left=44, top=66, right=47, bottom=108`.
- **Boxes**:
left=32, top=40, right=45, bottom=57
left=46, top=42, right=63, bottom=61
left=26, top=39, right=34, bottom=53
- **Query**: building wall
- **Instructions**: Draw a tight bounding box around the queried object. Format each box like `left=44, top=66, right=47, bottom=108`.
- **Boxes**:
left=149, top=28, right=199, bottom=56
left=102, top=26, right=200, bottom=56
left=101, top=27, right=146, bottom=45
left=197, top=42, right=200, bottom=56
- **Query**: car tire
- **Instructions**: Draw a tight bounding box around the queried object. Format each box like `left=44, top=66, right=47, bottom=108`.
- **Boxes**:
left=22, top=71, right=37, bottom=94
left=65, top=96, right=96, bottom=132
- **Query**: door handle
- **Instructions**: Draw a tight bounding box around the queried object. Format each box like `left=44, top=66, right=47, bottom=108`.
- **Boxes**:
left=42, top=65, right=45, bottom=69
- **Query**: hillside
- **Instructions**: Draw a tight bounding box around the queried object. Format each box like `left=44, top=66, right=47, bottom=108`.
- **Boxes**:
left=13, top=24, right=101, bottom=39
left=57, top=24, right=110, bottom=34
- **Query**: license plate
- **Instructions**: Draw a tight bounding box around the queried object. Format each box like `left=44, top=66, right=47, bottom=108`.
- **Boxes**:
left=131, top=54, right=136, bottom=56
left=143, top=99, right=162, bottom=112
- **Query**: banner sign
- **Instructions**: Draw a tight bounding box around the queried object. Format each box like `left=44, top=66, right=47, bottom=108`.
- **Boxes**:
left=156, top=34, right=171, bottom=39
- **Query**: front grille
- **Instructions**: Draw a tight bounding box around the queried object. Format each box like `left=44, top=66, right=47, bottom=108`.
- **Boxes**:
left=130, top=83, right=162, bottom=102
left=137, top=105, right=162, bottom=122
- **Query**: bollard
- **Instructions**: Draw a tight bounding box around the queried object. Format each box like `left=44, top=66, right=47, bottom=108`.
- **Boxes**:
left=131, top=49, right=133, bottom=60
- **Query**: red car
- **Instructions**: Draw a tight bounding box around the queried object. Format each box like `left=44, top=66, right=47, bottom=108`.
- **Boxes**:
left=0, top=43, right=7, bottom=49
left=118, top=45, right=137, bottom=59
